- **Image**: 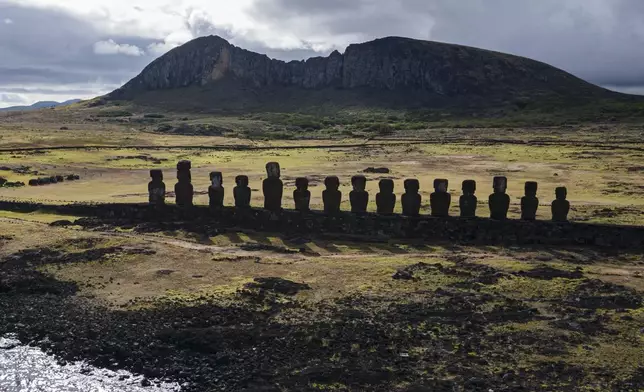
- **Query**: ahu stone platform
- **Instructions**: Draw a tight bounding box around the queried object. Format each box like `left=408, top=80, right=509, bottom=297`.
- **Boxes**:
left=1, top=200, right=643, bottom=250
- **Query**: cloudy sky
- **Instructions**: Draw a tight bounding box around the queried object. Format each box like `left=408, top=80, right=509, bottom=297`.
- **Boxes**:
left=2, top=0, right=644, bottom=107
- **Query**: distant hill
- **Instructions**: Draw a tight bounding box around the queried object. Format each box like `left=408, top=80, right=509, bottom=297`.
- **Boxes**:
left=0, top=99, right=81, bottom=112
left=106, top=35, right=642, bottom=115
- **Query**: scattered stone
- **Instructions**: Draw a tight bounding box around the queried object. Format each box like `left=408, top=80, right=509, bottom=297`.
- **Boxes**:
left=49, top=220, right=74, bottom=227
left=363, top=167, right=390, bottom=174
left=516, top=266, right=583, bottom=280
left=243, top=277, right=311, bottom=295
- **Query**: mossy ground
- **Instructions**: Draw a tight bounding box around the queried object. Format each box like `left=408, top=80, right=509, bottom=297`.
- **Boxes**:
left=1, top=216, right=642, bottom=390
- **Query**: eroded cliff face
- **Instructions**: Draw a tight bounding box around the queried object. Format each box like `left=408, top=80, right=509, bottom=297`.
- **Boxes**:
left=111, top=35, right=604, bottom=100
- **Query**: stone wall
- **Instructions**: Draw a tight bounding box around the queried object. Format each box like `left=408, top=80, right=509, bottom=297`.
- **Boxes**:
left=1, top=200, right=643, bottom=250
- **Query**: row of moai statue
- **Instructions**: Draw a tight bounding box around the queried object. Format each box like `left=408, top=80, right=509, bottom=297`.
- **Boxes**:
left=148, top=161, right=571, bottom=221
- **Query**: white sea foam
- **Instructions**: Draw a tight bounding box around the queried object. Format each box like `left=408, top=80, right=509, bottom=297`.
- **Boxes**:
left=0, top=335, right=182, bottom=392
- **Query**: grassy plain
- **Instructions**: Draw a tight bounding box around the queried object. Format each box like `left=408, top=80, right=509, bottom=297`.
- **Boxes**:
left=1, top=113, right=642, bottom=224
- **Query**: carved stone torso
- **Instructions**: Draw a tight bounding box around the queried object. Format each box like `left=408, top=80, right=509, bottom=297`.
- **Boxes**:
left=294, top=189, right=311, bottom=211
left=234, top=186, right=251, bottom=208
left=521, top=196, right=539, bottom=220
left=263, top=178, right=283, bottom=211
left=376, top=181, right=396, bottom=214
left=148, top=181, right=166, bottom=205
left=459, top=195, right=477, bottom=217
left=349, top=190, right=368, bottom=213
left=401, top=193, right=421, bottom=216
left=489, top=193, right=510, bottom=220
left=376, top=193, right=395, bottom=214
left=323, top=177, right=342, bottom=214
left=209, top=186, right=225, bottom=208
left=430, top=192, right=451, bottom=217
left=175, top=182, right=194, bottom=207
left=552, top=200, right=570, bottom=222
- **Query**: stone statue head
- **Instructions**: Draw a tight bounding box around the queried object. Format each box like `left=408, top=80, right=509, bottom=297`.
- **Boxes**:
left=177, top=170, right=191, bottom=182
left=493, top=176, right=507, bottom=193
left=351, top=175, right=367, bottom=192
left=556, top=186, right=567, bottom=200
left=525, top=181, right=538, bottom=197
left=379, top=179, right=394, bottom=193
left=434, top=179, right=448, bottom=193
left=210, top=171, right=223, bottom=188
left=404, top=179, right=420, bottom=193
left=150, top=169, right=163, bottom=181
left=324, top=176, right=340, bottom=190
left=295, top=177, right=309, bottom=190
left=235, top=175, right=249, bottom=187
left=266, top=162, right=281, bottom=178
left=462, top=180, right=476, bottom=195
left=177, top=160, right=191, bottom=171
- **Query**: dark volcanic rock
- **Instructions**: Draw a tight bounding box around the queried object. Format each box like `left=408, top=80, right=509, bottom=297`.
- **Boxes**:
left=243, top=277, right=311, bottom=295
left=108, top=35, right=613, bottom=104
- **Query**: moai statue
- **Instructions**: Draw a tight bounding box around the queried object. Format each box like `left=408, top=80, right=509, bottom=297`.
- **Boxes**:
left=175, top=160, right=194, bottom=207
left=293, top=177, right=311, bottom=212
left=323, top=176, right=342, bottom=214
left=521, top=181, right=539, bottom=221
left=460, top=180, right=477, bottom=218
left=208, top=171, right=225, bottom=209
left=401, top=179, right=421, bottom=217
left=552, top=187, right=570, bottom=222
left=234, top=175, right=251, bottom=208
left=376, top=179, right=396, bottom=214
left=350, top=175, right=369, bottom=213
left=148, top=169, right=166, bottom=206
left=263, top=162, right=283, bottom=211
left=430, top=179, right=451, bottom=217
left=489, top=176, right=510, bottom=220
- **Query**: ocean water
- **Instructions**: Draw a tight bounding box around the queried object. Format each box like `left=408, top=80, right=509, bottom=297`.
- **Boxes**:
left=0, top=335, right=182, bottom=392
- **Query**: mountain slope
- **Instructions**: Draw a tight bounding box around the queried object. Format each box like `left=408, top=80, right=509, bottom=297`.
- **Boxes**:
left=106, top=35, right=640, bottom=114
left=0, top=99, right=81, bottom=112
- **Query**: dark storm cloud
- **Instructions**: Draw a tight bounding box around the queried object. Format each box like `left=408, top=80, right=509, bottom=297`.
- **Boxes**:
left=250, top=0, right=644, bottom=89
left=0, top=3, right=158, bottom=101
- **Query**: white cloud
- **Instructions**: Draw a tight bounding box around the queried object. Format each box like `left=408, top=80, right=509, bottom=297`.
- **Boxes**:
left=93, top=39, right=145, bottom=56
left=3, top=18, right=13, bottom=24
left=0, top=93, right=27, bottom=105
